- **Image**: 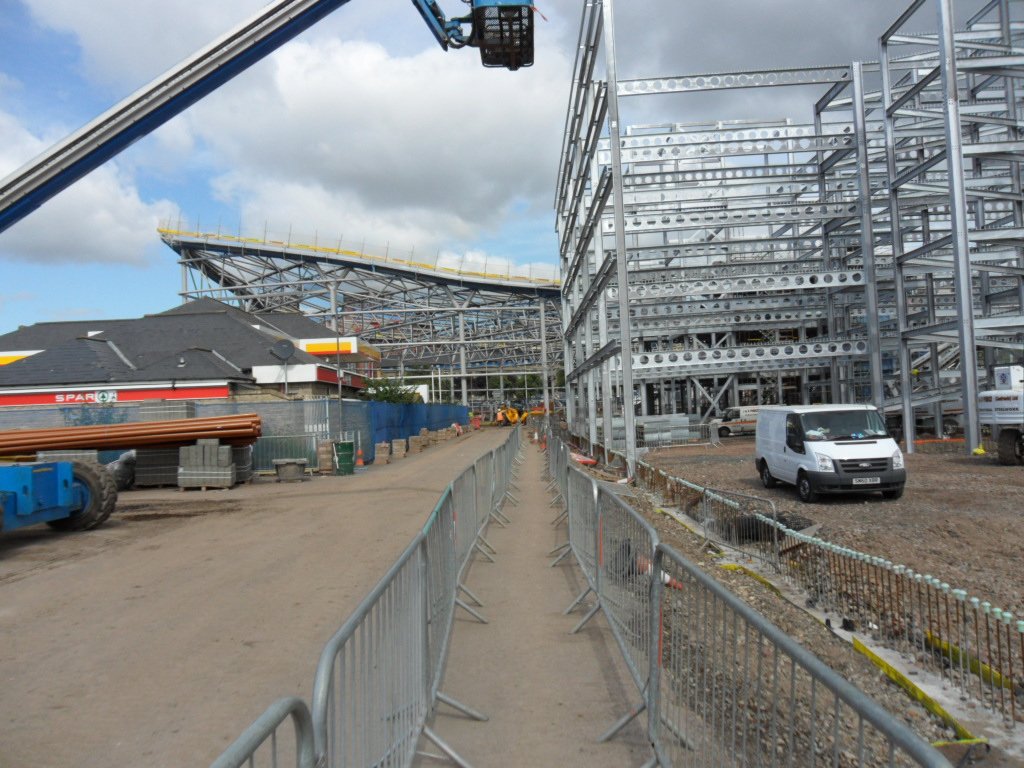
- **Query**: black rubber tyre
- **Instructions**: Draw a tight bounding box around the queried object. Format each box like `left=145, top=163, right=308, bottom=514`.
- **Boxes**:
left=759, top=461, right=777, bottom=488
left=718, top=426, right=730, bottom=438
left=46, top=461, right=117, bottom=531
left=796, top=472, right=818, bottom=503
left=996, top=429, right=1024, bottom=466
left=882, top=484, right=905, bottom=500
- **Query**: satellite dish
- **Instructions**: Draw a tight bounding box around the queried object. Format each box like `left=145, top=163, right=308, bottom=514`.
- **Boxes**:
left=269, top=340, right=296, bottom=396
left=270, top=339, right=295, bottom=362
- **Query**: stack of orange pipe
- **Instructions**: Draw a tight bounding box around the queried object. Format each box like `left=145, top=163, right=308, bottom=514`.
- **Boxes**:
left=0, top=414, right=262, bottom=455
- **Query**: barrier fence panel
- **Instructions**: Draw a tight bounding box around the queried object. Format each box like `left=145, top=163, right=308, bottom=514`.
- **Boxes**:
left=634, top=453, right=1023, bottom=723
left=451, top=468, right=480, bottom=575
left=566, top=466, right=599, bottom=588
left=210, top=697, right=316, bottom=768
left=649, top=544, right=951, bottom=768
left=547, top=431, right=950, bottom=768
left=422, top=494, right=458, bottom=700
left=697, top=487, right=781, bottom=570
left=216, top=427, right=521, bottom=768
left=597, top=487, right=659, bottom=694
left=252, top=434, right=319, bottom=471
left=311, top=535, right=427, bottom=768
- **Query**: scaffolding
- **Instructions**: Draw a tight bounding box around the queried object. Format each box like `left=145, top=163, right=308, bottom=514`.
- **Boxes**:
left=555, top=0, right=1024, bottom=471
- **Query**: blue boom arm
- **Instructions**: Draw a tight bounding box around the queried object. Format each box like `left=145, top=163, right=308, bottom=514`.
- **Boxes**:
left=0, top=0, right=532, bottom=236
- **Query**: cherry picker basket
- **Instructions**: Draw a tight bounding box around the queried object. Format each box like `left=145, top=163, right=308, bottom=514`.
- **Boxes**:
left=471, top=1, right=534, bottom=70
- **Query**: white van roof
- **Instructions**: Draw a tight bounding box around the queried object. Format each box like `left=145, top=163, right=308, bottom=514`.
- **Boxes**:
left=757, top=404, right=879, bottom=414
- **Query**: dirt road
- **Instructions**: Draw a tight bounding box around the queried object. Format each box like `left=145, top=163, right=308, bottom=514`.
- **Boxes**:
left=0, top=430, right=509, bottom=767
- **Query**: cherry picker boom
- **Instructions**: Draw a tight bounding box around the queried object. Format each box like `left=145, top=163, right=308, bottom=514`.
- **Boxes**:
left=0, top=0, right=533, bottom=235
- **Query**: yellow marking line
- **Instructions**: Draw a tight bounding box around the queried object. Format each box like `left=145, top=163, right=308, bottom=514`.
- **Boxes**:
left=852, top=637, right=979, bottom=743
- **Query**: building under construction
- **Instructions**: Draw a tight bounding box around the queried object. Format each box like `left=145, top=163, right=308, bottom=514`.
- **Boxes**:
left=557, top=0, right=1024, bottom=470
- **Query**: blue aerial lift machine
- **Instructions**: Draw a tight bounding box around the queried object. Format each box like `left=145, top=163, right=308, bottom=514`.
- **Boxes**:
left=1, top=461, right=117, bottom=533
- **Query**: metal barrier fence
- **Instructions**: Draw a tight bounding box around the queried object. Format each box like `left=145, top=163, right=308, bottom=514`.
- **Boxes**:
left=650, top=545, right=951, bottom=768
left=632, top=455, right=1024, bottom=728
left=213, top=427, right=521, bottom=768
left=211, top=697, right=315, bottom=768
left=251, top=434, right=320, bottom=471
left=549, top=429, right=951, bottom=768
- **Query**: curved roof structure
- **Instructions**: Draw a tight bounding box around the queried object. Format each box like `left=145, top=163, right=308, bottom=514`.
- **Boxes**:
left=160, top=228, right=563, bottom=377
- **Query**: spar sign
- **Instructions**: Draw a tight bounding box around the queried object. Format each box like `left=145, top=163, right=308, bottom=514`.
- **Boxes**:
left=55, top=390, right=118, bottom=404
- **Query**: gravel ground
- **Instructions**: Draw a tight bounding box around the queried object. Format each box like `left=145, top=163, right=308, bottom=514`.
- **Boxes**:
left=623, top=436, right=1024, bottom=767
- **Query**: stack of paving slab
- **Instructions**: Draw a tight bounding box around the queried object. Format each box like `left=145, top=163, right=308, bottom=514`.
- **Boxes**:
left=391, top=438, right=407, bottom=460
left=374, top=442, right=391, bottom=464
left=232, top=445, right=253, bottom=483
left=408, top=435, right=426, bottom=453
left=134, top=447, right=180, bottom=487
left=177, top=438, right=236, bottom=489
left=134, top=400, right=199, bottom=486
left=316, top=440, right=335, bottom=473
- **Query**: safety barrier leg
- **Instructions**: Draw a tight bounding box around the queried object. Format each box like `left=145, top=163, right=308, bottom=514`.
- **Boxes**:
left=599, top=699, right=646, bottom=742
left=563, top=585, right=593, bottom=615
left=457, top=582, right=484, bottom=607
left=421, top=727, right=473, bottom=768
left=491, top=506, right=512, bottom=525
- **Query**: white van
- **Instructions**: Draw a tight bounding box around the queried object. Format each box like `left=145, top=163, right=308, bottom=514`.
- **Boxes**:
left=754, top=404, right=905, bottom=502
left=710, top=406, right=760, bottom=438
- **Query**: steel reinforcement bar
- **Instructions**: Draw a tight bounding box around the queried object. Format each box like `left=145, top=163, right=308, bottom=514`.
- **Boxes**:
left=210, top=427, right=521, bottom=768
left=549, top=429, right=951, bottom=767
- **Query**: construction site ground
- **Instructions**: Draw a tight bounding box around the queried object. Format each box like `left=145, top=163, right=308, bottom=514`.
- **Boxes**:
left=4, top=427, right=1022, bottom=767
left=0, top=428, right=646, bottom=768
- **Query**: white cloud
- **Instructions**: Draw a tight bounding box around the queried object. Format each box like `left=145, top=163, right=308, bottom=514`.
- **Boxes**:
left=0, top=109, right=179, bottom=264
left=190, top=36, right=571, bottom=255
left=20, top=0, right=270, bottom=90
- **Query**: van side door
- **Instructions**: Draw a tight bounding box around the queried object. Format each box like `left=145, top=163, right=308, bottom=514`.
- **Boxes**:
left=779, top=413, right=805, bottom=483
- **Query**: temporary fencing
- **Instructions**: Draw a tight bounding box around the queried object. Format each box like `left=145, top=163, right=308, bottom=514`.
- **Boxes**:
left=548, top=429, right=951, bottom=768
left=210, top=697, right=315, bottom=768
left=212, top=427, right=521, bottom=768
left=633, top=456, right=1024, bottom=729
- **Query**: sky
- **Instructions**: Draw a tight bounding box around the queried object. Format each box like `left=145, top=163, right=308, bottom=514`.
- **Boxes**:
left=0, top=0, right=926, bottom=334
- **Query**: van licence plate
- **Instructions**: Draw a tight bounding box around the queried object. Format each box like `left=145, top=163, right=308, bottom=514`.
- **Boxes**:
left=852, top=477, right=880, bottom=485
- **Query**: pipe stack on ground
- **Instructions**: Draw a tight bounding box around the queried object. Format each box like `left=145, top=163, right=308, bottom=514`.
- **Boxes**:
left=0, top=414, right=262, bottom=455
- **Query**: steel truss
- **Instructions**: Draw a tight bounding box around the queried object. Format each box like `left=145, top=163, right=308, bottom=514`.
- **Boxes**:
left=160, top=229, right=562, bottom=408
left=556, top=0, right=1024, bottom=470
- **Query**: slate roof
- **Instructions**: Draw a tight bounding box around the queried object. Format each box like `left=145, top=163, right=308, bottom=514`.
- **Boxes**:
left=0, top=299, right=324, bottom=389
left=253, top=311, right=331, bottom=339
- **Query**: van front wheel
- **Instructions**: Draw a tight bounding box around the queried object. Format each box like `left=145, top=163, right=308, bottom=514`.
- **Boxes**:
left=718, top=426, right=730, bottom=438
left=759, top=461, right=777, bottom=488
left=796, top=472, right=818, bottom=503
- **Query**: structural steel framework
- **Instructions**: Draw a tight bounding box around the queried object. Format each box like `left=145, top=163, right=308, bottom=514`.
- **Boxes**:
left=160, top=228, right=561, bottom=407
left=556, top=0, right=1024, bottom=472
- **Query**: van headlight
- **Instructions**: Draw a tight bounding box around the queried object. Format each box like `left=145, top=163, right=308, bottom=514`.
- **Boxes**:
left=813, top=452, right=835, bottom=472
left=892, top=449, right=904, bottom=470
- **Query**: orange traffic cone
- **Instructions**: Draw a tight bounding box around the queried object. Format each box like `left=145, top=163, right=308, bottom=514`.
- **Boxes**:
left=355, top=448, right=364, bottom=467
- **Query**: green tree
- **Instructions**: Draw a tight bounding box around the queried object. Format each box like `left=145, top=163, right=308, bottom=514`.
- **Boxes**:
left=359, top=377, right=421, bottom=404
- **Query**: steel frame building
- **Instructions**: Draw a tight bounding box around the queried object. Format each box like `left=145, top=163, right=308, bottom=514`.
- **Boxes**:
left=556, top=0, right=1024, bottom=472
left=160, top=228, right=561, bottom=410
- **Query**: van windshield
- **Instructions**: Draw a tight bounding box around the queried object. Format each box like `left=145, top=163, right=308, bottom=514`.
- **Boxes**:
left=800, top=410, right=889, bottom=441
